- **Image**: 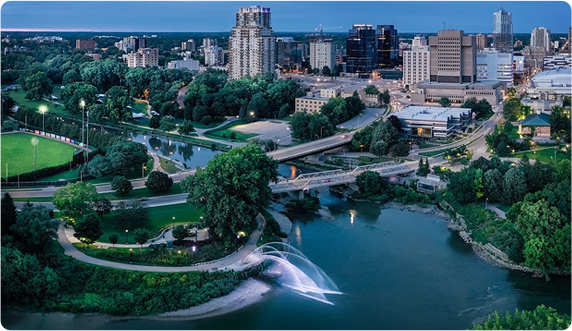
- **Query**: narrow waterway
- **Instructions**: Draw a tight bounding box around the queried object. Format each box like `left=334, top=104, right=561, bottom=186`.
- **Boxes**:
left=3, top=189, right=569, bottom=330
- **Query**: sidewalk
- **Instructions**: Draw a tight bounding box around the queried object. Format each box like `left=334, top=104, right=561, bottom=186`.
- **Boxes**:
left=57, top=214, right=265, bottom=272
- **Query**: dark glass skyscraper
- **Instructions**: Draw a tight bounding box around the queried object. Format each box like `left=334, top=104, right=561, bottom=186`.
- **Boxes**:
left=376, top=25, right=399, bottom=68
left=346, top=24, right=376, bottom=78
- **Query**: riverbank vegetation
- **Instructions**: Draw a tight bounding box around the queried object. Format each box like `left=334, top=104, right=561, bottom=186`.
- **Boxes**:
left=472, top=305, right=571, bottom=330
left=446, top=156, right=571, bottom=279
left=352, top=171, right=431, bottom=205
left=351, top=116, right=410, bottom=157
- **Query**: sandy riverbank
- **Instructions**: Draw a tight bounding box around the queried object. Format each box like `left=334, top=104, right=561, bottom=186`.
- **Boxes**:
left=154, top=278, right=273, bottom=320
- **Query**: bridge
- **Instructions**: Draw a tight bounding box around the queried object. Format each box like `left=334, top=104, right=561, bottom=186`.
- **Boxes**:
left=267, top=132, right=355, bottom=162
left=270, top=161, right=415, bottom=194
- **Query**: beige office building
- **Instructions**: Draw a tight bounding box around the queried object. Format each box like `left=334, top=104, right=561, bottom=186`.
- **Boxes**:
left=127, top=48, right=159, bottom=68
left=228, top=6, right=276, bottom=80
left=429, top=30, right=477, bottom=84
left=295, top=96, right=329, bottom=113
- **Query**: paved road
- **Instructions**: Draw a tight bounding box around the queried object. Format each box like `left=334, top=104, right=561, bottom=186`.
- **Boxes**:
left=14, top=193, right=189, bottom=211
left=336, top=107, right=384, bottom=130
left=57, top=215, right=265, bottom=272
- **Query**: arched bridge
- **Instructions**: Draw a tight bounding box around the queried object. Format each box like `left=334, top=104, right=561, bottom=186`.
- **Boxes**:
left=270, top=161, right=415, bottom=193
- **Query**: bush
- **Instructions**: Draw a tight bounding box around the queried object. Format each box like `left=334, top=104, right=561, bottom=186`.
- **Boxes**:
left=111, top=176, right=132, bottom=196
left=285, top=196, right=321, bottom=213
left=145, top=171, right=173, bottom=193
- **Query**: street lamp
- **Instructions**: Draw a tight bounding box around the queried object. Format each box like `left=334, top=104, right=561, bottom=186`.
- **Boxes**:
left=125, top=229, right=129, bottom=244
left=80, top=100, right=86, bottom=162
left=86, top=111, right=90, bottom=163
left=129, top=248, right=133, bottom=263
left=38, top=105, right=48, bottom=132
left=31, top=137, right=38, bottom=171
left=172, top=216, right=175, bottom=229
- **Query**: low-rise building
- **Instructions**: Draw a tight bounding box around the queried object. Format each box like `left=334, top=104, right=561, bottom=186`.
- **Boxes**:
left=295, top=96, right=329, bottom=113
left=411, top=80, right=505, bottom=106
left=320, top=88, right=340, bottom=99
left=167, top=58, right=200, bottom=71
left=518, top=113, right=551, bottom=138
left=417, top=174, right=447, bottom=193
left=394, top=106, right=473, bottom=140
left=521, top=97, right=562, bottom=113
left=528, top=68, right=572, bottom=97
left=76, top=39, right=96, bottom=50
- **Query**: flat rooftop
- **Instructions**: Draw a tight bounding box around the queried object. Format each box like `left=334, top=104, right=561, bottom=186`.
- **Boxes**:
left=395, top=106, right=471, bottom=121
left=297, top=96, right=330, bottom=101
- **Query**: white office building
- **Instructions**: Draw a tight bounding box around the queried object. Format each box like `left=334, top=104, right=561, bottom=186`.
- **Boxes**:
left=411, top=36, right=427, bottom=47
left=167, top=58, right=200, bottom=71
left=202, top=39, right=224, bottom=66
left=531, top=27, right=552, bottom=55
left=228, top=6, right=276, bottom=80
left=476, top=49, right=513, bottom=87
left=403, top=45, right=430, bottom=87
left=310, top=37, right=336, bottom=72
left=394, top=106, right=473, bottom=140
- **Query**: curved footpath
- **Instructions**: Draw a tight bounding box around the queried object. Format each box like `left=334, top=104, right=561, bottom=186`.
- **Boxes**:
left=57, top=215, right=265, bottom=273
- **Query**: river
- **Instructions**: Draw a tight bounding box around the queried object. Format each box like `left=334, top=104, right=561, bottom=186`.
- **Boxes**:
left=2, top=189, right=569, bottom=330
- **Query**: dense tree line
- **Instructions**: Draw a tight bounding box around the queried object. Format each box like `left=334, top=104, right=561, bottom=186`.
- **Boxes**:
left=183, top=71, right=305, bottom=123
left=351, top=118, right=409, bottom=157
left=461, top=98, right=493, bottom=120
left=85, top=141, right=148, bottom=178
left=473, top=305, right=570, bottom=330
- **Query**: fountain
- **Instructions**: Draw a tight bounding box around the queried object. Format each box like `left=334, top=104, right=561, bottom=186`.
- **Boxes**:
left=242, top=242, right=342, bottom=305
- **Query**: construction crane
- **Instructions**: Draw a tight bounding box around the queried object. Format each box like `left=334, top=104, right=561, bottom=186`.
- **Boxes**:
left=315, top=24, right=343, bottom=36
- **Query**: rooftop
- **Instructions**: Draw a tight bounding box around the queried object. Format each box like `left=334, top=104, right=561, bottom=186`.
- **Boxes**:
left=297, top=96, right=329, bottom=101
left=395, top=106, right=471, bottom=122
left=521, top=113, right=551, bottom=127
left=532, top=68, right=572, bottom=87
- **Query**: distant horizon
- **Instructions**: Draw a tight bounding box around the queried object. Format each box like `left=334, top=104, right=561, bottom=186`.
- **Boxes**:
left=2, top=29, right=569, bottom=34
left=2, top=1, right=570, bottom=34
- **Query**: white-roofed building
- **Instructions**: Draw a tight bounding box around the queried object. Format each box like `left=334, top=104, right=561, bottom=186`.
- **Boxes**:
left=394, top=106, right=473, bottom=140
left=528, top=68, right=572, bottom=98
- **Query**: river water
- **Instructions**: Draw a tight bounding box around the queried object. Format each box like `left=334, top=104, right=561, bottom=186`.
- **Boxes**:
left=3, top=189, right=569, bottom=330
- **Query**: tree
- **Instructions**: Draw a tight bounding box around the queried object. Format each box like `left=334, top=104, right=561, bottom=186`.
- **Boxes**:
left=503, top=98, right=522, bottom=121
left=1, top=247, right=60, bottom=304
left=386, top=114, right=402, bottom=131
left=108, top=233, right=119, bottom=247
left=149, top=115, right=161, bottom=129
left=178, top=119, right=194, bottom=135
left=247, top=93, right=268, bottom=120
left=290, top=112, right=334, bottom=141
left=52, top=182, right=98, bottom=220
left=1, top=192, right=17, bottom=237
left=554, top=159, right=571, bottom=183
left=390, top=143, right=410, bottom=157
left=380, top=90, right=390, bottom=105
left=483, top=169, right=503, bottom=202
left=106, top=141, right=148, bottom=176
left=93, top=197, right=112, bottom=219
left=448, top=168, right=483, bottom=203
left=181, top=144, right=278, bottom=239
left=111, top=175, right=133, bottom=196
left=12, top=204, right=58, bottom=253
left=114, top=200, right=149, bottom=230
left=133, top=228, right=151, bottom=247
left=439, top=97, right=451, bottom=107
left=62, top=70, right=82, bottom=85
left=61, top=82, right=97, bottom=114
left=86, top=154, right=113, bottom=178
left=527, top=161, right=555, bottom=193
left=73, top=213, right=103, bottom=248
left=172, top=225, right=188, bottom=243
left=356, top=171, right=386, bottom=197
left=370, top=121, right=399, bottom=156
left=106, top=86, right=133, bottom=123
left=321, top=66, right=331, bottom=76
left=23, top=71, right=53, bottom=100
left=159, top=115, right=176, bottom=132
left=502, top=167, right=528, bottom=204
left=364, top=85, right=380, bottom=95
left=145, top=171, right=173, bottom=193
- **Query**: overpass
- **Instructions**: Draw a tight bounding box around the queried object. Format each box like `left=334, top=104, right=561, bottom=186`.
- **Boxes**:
left=270, top=161, right=415, bottom=194
left=267, top=132, right=355, bottom=162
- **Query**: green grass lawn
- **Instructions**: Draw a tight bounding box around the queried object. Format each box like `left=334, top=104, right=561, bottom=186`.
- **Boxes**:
left=511, top=148, right=569, bottom=165
left=98, top=203, right=201, bottom=244
left=1, top=133, right=77, bottom=178
left=159, top=157, right=179, bottom=174
left=204, top=120, right=258, bottom=142
left=7, top=87, right=70, bottom=117
left=131, top=100, right=148, bottom=115
left=191, top=118, right=226, bottom=129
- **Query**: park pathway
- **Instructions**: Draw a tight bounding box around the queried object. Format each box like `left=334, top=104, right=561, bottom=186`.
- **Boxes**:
left=56, top=214, right=265, bottom=273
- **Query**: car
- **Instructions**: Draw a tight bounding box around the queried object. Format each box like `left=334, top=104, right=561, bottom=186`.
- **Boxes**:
left=138, top=198, right=149, bottom=202
left=342, top=135, right=348, bottom=138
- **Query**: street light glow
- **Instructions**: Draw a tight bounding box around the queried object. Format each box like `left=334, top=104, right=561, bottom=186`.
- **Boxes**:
left=80, top=100, right=85, bottom=108
left=38, top=105, right=48, bottom=114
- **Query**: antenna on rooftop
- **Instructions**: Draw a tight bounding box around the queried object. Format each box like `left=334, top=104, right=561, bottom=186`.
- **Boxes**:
left=443, top=22, right=446, bottom=30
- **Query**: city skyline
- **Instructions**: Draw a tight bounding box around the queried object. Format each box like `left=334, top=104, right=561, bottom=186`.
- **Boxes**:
left=1, top=1, right=570, bottom=33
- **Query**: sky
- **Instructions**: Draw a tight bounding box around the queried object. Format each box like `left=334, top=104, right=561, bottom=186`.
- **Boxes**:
left=1, top=1, right=571, bottom=33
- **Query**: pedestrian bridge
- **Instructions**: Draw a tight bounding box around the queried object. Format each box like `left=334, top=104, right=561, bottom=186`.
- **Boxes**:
left=270, top=161, right=415, bottom=193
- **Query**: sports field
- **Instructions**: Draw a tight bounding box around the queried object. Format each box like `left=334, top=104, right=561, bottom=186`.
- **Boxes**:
left=1, top=133, right=77, bottom=178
